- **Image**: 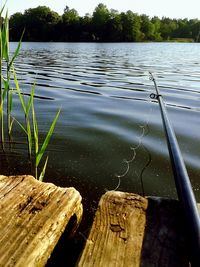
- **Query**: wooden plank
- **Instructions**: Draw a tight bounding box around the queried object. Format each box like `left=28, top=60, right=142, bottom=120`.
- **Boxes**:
left=0, top=175, right=82, bottom=267
left=78, top=191, right=199, bottom=267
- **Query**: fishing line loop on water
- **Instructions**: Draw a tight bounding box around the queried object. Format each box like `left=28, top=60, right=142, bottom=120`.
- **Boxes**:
left=112, top=122, right=152, bottom=193
left=111, top=72, right=159, bottom=193
left=115, top=125, right=146, bottom=179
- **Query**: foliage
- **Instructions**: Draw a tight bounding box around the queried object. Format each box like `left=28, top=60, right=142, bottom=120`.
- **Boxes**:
left=92, top=3, right=110, bottom=41
left=61, top=6, right=80, bottom=41
left=140, top=15, right=155, bottom=40
left=0, top=5, right=60, bottom=180
left=120, top=11, right=142, bottom=42
left=10, top=6, right=61, bottom=41
left=9, top=3, right=200, bottom=42
left=13, top=67, right=60, bottom=180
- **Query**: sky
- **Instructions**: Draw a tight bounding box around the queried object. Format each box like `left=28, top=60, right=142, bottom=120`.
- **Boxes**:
left=4, top=0, right=200, bottom=19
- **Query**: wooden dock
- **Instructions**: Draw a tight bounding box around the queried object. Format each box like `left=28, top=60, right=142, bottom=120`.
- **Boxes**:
left=0, top=175, right=82, bottom=267
left=78, top=191, right=200, bottom=267
left=0, top=175, right=199, bottom=266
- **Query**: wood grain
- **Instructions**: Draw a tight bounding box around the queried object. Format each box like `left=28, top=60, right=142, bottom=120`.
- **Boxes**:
left=78, top=191, right=199, bottom=267
left=0, top=175, right=82, bottom=267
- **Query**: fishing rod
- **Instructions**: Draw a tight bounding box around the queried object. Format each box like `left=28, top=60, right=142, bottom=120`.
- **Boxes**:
left=149, top=72, right=200, bottom=266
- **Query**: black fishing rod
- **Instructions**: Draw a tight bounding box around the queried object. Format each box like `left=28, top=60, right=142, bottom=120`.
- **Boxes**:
left=149, top=72, right=200, bottom=266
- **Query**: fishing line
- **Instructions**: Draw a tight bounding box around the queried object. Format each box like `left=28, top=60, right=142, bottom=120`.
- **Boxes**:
left=113, top=94, right=154, bottom=192
left=139, top=141, right=152, bottom=196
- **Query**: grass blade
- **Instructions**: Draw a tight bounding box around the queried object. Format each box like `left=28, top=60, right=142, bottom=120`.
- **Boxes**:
left=12, top=116, right=27, bottom=134
left=2, top=10, right=9, bottom=62
left=36, top=109, right=60, bottom=167
left=8, top=29, right=25, bottom=70
left=8, top=117, right=14, bottom=135
left=8, top=88, right=13, bottom=114
left=32, top=99, right=38, bottom=154
left=0, top=1, right=7, bottom=14
left=26, top=83, right=35, bottom=115
left=26, top=118, right=32, bottom=156
left=2, top=78, right=9, bottom=100
left=0, top=102, right=2, bottom=115
left=38, top=156, right=48, bottom=181
left=13, top=68, right=26, bottom=113
left=7, top=87, right=13, bottom=136
left=0, top=1, right=7, bottom=17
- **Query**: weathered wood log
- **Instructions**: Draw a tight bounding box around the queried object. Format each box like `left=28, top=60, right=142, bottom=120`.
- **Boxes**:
left=0, top=175, right=82, bottom=267
left=78, top=191, right=200, bottom=267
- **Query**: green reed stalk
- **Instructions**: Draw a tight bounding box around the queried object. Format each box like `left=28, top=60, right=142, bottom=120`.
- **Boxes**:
left=38, top=157, right=48, bottom=181
left=13, top=69, right=33, bottom=159
left=5, top=17, right=11, bottom=139
left=32, top=98, right=60, bottom=180
left=0, top=8, right=18, bottom=145
left=37, top=108, right=60, bottom=180
left=35, top=109, right=60, bottom=168
left=14, top=68, right=60, bottom=180
left=1, top=2, right=60, bottom=180
left=6, top=27, right=24, bottom=139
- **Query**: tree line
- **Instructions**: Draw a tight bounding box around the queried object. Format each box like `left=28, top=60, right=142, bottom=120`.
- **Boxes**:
left=9, top=3, right=200, bottom=42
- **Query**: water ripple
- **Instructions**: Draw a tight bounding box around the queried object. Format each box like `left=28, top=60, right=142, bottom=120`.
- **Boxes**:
left=6, top=42, right=200, bottom=200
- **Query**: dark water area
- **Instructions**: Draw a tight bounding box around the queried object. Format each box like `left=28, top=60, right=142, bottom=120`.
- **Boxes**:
left=1, top=42, right=200, bottom=265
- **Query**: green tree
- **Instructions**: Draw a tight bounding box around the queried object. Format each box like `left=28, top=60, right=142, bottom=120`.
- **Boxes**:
left=160, top=17, right=177, bottom=40
left=79, top=14, right=93, bottom=41
left=62, top=6, right=79, bottom=24
left=92, top=3, right=110, bottom=41
left=9, top=4, right=200, bottom=42
left=174, top=19, right=192, bottom=39
left=10, top=12, right=24, bottom=40
left=140, top=14, right=155, bottom=40
left=120, top=11, right=142, bottom=41
left=189, top=19, right=200, bottom=41
left=23, top=6, right=60, bottom=41
left=106, top=12, right=123, bottom=41
left=61, top=6, right=80, bottom=41
left=151, top=16, right=162, bottom=41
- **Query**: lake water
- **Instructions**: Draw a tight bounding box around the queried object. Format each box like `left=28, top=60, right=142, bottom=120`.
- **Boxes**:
left=2, top=42, right=200, bottom=199
left=1, top=42, right=200, bottom=264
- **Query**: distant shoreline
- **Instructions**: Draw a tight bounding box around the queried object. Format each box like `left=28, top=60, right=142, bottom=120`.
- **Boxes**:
left=9, top=5, right=200, bottom=43
left=10, top=39, right=196, bottom=43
